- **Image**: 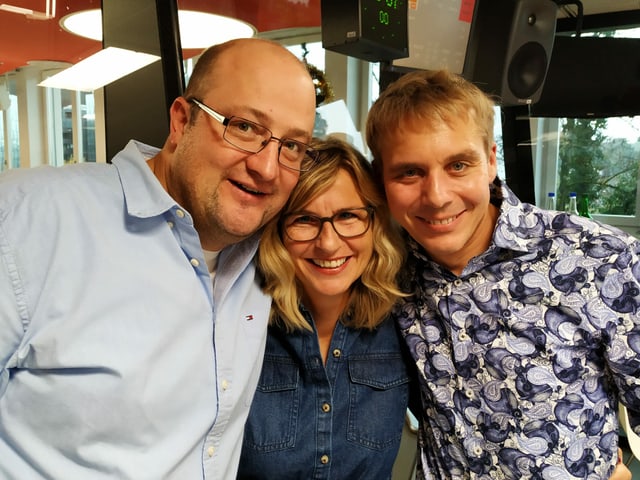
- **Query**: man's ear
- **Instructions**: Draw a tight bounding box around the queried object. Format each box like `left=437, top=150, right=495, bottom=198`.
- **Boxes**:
left=488, top=143, right=498, bottom=181
left=168, top=97, right=191, bottom=144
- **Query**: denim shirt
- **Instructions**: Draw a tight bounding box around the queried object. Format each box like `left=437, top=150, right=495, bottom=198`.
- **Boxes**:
left=238, top=310, right=414, bottom=480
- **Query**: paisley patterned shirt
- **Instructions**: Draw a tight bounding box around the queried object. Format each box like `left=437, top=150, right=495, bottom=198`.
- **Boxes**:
left=395, top=179, right=640, bottom=479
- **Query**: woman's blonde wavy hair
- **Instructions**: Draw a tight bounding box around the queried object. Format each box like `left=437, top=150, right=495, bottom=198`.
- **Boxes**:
left=257, top=135, right=406, bottom=332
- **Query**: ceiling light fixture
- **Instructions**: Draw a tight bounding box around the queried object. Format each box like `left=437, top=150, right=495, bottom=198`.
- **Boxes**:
left=60, top=9, right=256, bottom=48
left=42, top=8, right=255, bottom=91
left=0, top=0, right=55, bottom=20
left=38, top=47, right=160, bottom=92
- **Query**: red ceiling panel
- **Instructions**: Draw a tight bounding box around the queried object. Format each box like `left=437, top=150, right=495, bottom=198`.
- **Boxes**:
left=0, top=0, right=321, bottom=75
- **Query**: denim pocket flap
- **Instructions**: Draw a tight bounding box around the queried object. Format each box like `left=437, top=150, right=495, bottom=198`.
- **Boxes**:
left=348, top=354, right=410, bottom=390
left=257, top=355, right=299, bottom=392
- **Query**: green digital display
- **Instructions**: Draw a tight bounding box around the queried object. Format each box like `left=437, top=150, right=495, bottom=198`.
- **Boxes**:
left=361, top=0, right=407, bottom=52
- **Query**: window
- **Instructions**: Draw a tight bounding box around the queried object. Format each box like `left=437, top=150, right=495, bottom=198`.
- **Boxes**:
left=56, top=89, right=96, bottom=165
left=530, top=27, right=640, bottom=237
left=0, top=76, right=19, bottom=170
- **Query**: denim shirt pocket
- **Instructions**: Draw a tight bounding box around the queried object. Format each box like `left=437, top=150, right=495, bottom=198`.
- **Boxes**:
left=243, top=354, right=300, bottom=452
left=347, top=354, right=410, bottom=450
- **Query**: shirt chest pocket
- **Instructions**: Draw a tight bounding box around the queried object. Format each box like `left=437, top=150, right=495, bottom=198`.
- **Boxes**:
left=243, top=356, right=299, bottom=452
left=347, top=354, right=411, bottom=450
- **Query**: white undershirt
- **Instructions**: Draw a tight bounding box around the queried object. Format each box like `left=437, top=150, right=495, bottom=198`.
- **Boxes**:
left=203, top=249, right=220, bottom=279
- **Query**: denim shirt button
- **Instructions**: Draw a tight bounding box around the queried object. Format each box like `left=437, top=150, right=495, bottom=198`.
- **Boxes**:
left=332, top=348, right=342, bottom=358
left=322, top=402, right=331, bottom=413
left=320, top=454, right=329, bottom=464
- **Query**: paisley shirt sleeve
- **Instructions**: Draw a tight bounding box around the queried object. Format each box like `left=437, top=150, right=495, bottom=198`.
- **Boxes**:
left=396, top=178, right=640, bottom=480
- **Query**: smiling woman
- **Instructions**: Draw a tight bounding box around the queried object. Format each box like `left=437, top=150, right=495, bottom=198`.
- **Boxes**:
left=238, top=135, right=417, bottom=479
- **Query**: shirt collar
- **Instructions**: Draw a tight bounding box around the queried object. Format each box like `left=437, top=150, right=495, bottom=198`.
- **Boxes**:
left=112, top=140, right=176, bottom=219
left=492, top=178, right=546, bottom=253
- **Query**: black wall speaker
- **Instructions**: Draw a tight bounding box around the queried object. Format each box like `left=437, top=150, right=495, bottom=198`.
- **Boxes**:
left=321, top=0, right=409, bottom=63
left=462, top=0, right=558, bottom=106
left=530, top=36, right=640, bottom=118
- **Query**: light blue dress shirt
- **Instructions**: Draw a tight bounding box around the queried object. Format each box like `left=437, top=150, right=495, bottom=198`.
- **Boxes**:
left=0, top=140, right=271, bottom=479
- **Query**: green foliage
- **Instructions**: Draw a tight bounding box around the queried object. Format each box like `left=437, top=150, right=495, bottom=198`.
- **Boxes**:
left=557, top=118, right=639, bottom=215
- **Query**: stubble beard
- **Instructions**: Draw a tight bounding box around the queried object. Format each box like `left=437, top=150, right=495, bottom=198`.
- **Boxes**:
left=198, top=186, right=269, bottom=251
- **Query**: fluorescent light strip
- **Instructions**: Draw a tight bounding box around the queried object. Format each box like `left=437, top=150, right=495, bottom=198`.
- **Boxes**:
left=0, top=4, right=34, bottom=15
left=38, top=47, right=160, bottom=92
left=46, top=0, right=55, bottom=18
left=0, top=0, right=55, bottom=19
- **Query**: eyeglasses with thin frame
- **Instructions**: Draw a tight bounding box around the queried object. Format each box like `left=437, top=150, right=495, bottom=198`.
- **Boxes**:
left=189, top=98, right=318, bottom=172
left=283, top=207, right=374, bottom=242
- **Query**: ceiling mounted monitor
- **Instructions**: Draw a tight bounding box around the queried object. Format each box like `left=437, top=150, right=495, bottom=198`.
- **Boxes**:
left=530, top=35, right=640, bottom=118
left=321, top=0, right=409, bottom=62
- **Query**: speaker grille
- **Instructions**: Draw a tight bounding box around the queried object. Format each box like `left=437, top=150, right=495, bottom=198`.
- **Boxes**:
left=462, top=0, right=558, bottom=106
left=507, top=41, right=548, bottom=100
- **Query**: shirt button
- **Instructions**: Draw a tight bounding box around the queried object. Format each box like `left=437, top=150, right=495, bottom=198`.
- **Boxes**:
left=321, top=403, right=331, bottom=413
left=320, top=454, right=329, bottom=464
left=458, top=331, right=470, bottom=341
left=454, top=279, right=462, bottom=287
left=221, top=379, right=229, bottom=390
left=190, top=258, right=200, bottom=267
left=207, top=446, right=215, bottom=457
left=167, top=221, right=174, bottom=229
left=465, top=389, right=474, bottom=399
left=176, top=209, right=185, bottom=218
left=473, top=446, right=483, bottom=456
left=332, top=349, right=341, bottom=358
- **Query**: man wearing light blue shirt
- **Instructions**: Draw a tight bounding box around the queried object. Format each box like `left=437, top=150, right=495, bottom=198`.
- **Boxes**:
left=0, top=38, right=317, bottom=479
